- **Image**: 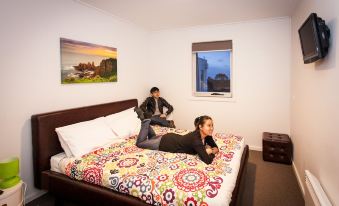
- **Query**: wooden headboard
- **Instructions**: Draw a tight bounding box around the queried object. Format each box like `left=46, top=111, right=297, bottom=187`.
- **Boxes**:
left=31, top=99, right=138, bottom=189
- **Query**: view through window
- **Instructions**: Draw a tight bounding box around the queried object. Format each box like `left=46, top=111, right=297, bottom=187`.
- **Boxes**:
left=196, top=50, right=231, bottom=93
left=192, top=40, right=232, bottom=97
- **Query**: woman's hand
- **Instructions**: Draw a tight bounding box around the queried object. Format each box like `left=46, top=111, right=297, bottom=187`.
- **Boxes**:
left=206, top=148, right=213, bottom=154
left=211, top=147, right=219, bottom=154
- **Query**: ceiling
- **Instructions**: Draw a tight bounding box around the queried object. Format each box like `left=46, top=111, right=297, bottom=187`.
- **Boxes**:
left=79, top=0, right=300, bottom=31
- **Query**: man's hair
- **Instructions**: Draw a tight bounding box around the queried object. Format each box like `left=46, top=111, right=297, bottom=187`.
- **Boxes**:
left=194, top=115, right=212, bottom=130
left=150, top=87, right=159, bottom=93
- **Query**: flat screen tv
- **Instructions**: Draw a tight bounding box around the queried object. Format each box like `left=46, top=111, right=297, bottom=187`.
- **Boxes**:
left=298, top=13, right=330, bottom=64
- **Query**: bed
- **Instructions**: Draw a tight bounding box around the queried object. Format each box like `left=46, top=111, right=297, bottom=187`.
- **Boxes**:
left=31, top=99, right=249, bottom=206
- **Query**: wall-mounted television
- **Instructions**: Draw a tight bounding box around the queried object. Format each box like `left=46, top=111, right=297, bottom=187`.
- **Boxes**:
left=298, top=13, right=330, bottom=64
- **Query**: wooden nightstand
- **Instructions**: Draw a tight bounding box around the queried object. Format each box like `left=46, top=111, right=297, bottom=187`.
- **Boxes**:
left=0, top=181, right=23, bottom=206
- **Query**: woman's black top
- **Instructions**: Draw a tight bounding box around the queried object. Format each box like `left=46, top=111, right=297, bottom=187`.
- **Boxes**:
left=159, top=130, right=218, bottom=164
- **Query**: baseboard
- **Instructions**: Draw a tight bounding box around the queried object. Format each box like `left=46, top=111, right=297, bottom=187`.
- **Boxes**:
left=292, top=160, right=305, bottom=196
left=249, top=145, right=262, bottom=151
left=25, top=190, right=47, bottom=203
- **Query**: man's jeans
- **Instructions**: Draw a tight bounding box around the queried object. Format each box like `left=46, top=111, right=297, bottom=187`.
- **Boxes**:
left=150, top=115, right=170, bottom=127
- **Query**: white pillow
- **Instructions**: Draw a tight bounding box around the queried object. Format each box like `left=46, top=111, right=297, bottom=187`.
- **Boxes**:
left=58, top=135, right=73, bottom=157
left=55, top=117, right=117, bottom=158
left=104, top=107, right=141, bottom=139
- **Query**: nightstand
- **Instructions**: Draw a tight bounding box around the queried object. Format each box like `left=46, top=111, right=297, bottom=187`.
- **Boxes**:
left=0, top=181, right=23, bottom=206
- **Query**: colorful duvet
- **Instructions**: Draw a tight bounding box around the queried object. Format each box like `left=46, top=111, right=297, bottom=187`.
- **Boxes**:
left=64, top=126, right=245, bottom=206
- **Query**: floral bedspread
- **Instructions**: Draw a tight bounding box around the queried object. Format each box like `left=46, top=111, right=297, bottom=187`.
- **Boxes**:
left=65, top=126, right=244, bottom=206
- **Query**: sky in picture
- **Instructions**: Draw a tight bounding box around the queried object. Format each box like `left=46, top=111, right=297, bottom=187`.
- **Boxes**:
left=61, top=38, right=117, bottom=70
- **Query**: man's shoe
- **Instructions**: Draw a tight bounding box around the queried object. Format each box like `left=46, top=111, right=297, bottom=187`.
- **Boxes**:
left=134, top=107, right=145, bottom=120
left=169, top=120, right=176, bottom=128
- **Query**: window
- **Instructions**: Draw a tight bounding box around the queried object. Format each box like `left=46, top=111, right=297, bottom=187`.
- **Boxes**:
left=192, top=40, right=232, bottom=97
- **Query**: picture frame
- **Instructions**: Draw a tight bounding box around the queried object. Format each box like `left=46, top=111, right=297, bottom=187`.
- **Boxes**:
left=60, top=38, right=117, bottom=84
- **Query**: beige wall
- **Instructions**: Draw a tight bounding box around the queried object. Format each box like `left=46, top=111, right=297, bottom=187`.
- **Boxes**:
left=0, top=0, right=149, bottom=201
left=4, top=0, right=334, bottom=203
left=291, top=0, right=339, bottom=204
left=147, top=18, right=291, bottom=150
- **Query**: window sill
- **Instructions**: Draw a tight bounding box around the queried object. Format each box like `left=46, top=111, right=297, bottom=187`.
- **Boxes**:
left=188, top=96, right=236, bottom=102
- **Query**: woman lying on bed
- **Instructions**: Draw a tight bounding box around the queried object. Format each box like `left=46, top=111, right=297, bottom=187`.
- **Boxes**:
left=134, top=110, right=219, bottom=164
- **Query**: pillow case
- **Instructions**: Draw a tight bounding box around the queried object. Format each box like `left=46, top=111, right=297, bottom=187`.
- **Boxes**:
left=104, top=107, right=141, bottom=139
left=55, top=117, right=117, bottom=158
left=58, top=135, right=73, bottom=157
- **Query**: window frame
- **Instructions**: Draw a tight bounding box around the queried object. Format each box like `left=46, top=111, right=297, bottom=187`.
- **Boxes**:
left=192, top=49, right=233, bottom=98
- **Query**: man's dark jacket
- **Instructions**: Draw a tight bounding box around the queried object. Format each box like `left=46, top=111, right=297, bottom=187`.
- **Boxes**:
left=140, top=97, right=173, bottom=116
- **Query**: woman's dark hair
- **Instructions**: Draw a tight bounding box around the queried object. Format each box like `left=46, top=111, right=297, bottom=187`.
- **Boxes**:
left=194, top=115, right=212, bottom=130
left=150, top=87, right=159, bottom=93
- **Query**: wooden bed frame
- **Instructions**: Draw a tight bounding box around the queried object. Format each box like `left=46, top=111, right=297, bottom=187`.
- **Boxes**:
left=31, top=99, right=249, bottom=206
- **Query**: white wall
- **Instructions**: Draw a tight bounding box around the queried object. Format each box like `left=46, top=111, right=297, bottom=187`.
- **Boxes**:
left=0, top=0, right=149, bottom=201
left=291, top=0, right=339, bottom=204
left=147, top=18, right=291, bottom=150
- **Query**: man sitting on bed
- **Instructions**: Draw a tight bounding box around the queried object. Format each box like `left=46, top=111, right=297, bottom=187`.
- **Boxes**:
left=137, top=87, right=175, bottom=128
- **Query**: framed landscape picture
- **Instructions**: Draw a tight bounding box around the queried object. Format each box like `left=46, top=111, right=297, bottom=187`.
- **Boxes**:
left=60, top=38, right=117, bottom=84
